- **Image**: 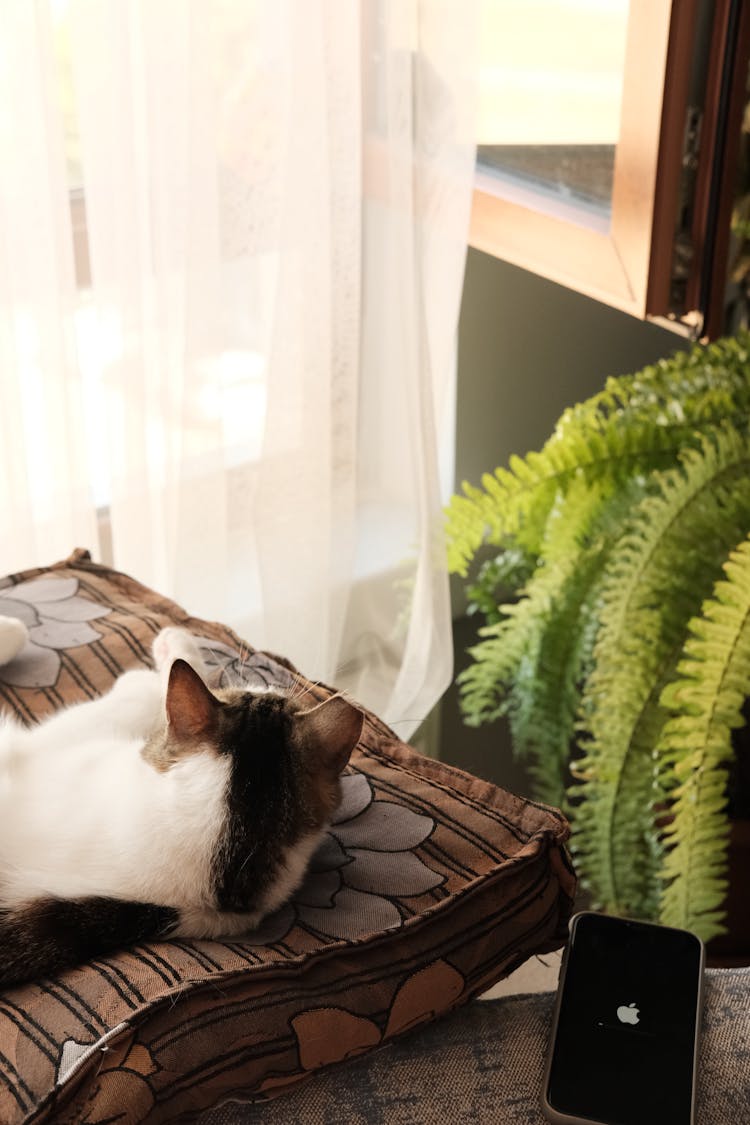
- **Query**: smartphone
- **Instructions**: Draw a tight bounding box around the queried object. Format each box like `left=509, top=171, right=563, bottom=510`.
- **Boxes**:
left=542, top=911, right=705, bottom=1125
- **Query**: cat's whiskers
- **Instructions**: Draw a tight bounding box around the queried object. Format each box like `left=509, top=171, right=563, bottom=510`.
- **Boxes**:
left=287, top=675, right=313, bottom=704
left=235, top=846, right=258, bottom=880
left=236, top=641, right=251, bottom=679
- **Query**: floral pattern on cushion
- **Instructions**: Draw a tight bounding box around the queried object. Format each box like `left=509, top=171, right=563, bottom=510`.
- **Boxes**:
left=290, top=957, right=467, bottom=1071
left=0, top=577, right=111, bottom=688
left=248, top=772, right=443, bottom=944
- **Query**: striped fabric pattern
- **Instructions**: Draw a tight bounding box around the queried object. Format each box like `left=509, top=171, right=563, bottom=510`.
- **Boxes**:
left=0, top=551, right=576, bottom=1124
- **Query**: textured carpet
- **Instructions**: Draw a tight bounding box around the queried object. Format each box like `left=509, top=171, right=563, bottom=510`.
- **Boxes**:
left=198, top=968, right=750, bottom=1124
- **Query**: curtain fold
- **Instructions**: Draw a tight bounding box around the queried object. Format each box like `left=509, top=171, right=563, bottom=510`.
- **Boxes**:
left=69, top=0, right=227, bottom=599
left=1, top=0, right=477, bottom=736
left=0, top=2, right=99, bottom=574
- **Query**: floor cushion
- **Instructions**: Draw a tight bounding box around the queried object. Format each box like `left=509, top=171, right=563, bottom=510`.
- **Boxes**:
left=0, top=550, right=576, bottom=1124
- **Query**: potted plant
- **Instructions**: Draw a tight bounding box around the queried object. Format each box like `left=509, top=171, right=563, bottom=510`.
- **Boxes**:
left=445, top=333, right=750, bottom=944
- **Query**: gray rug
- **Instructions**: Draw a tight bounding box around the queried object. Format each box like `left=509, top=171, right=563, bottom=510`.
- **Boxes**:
left=198, top=968, right=750, bottom=1124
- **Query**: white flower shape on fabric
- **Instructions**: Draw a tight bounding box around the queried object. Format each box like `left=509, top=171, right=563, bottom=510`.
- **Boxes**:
left=0, top=578, right=111, bottom=689
left=247, top=772, right=444, bottom=945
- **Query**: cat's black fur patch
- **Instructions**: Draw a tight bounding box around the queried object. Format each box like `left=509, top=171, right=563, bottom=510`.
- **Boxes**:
left=0, top=898, right=178, bottom=987
left=213, top=693, right=313, bottom=912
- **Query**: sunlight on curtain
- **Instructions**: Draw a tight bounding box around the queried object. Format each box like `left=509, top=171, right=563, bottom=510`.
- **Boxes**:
left=0, top=3, right=99, bottom=572
left=2, top=1, right=478, bottom=735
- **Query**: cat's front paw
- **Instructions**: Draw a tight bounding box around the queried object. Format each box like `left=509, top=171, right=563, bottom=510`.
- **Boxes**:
left=153, top=627, right=206, bottom=674
left=0, top=617, right=29, bottom=666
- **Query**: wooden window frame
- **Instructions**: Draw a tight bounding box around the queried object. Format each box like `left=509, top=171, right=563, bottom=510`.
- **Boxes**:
left=469, top=0, right=699, bottom=324
left=685, top=0, right=750, bottom=338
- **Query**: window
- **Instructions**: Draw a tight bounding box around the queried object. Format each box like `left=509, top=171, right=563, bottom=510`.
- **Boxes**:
left=471, top=0, right=750, bottom=339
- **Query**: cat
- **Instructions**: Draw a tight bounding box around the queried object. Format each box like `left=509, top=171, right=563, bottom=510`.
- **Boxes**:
left=0, top=622, right=362, bottom=987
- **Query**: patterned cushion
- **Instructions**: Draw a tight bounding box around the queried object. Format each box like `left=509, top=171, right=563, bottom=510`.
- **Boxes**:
left=0, top=550, right=576, bottom=1124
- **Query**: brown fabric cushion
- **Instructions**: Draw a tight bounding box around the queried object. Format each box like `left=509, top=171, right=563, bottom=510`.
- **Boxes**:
left=0, top=550, right=576, bottom=1124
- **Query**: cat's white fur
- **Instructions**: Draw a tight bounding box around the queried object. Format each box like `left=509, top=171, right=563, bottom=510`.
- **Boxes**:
left=0, top=624, right=322, bottom=939
left=0, top=628, right=229, bottom=923
left=0, top=616, right=28, bottom=665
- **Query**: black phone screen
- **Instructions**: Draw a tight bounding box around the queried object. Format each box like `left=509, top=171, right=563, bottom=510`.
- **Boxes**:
left=545, top=912, right=703, bottom=1125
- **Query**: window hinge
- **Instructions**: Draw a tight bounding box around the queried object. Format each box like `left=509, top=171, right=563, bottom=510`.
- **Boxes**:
left=682, top=104, right=703, bottom=172
left=667, top=106, right=704, bottom=323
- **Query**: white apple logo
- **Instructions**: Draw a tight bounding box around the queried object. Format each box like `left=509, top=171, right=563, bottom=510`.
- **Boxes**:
left=617, top=1002, right=640, bottom=1025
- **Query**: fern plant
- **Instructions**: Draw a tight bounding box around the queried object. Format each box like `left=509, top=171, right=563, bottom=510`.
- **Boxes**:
left=446, top=333, right=750, bottom=941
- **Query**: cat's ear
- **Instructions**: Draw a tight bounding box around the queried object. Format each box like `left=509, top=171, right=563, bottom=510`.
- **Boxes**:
left=166, top=659, right=220, bottom=742
left=296, top=695, right=363, bottom=774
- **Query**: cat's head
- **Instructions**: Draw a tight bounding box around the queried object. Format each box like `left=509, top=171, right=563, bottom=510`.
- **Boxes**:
left=157, top=659, right=362, bottom=916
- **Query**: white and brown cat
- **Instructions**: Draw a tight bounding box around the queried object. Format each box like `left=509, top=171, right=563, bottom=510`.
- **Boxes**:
left=0, top=620, right=362, bottom=987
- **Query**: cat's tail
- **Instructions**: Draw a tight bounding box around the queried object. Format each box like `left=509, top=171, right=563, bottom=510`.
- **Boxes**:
left=0, top=897, right=178, bottom=988
left=0, top=617, right=28, bottom=667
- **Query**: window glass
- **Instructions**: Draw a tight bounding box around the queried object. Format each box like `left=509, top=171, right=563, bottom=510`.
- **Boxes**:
left=476, top=0, right=630, bottom=231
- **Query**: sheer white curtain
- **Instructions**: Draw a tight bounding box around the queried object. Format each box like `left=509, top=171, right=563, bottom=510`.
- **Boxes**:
left=0, top=3, right=99, bottom=569
left=0, top=1, right=477, bottom=734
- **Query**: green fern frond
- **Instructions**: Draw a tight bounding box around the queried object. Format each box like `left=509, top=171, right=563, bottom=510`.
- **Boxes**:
left=446, top=418, right=685, bottom=576
left=457, top=475, right=612, bottom=717
left=509, top=551, right=604, bottom=807
left=573, top=426, right=750, bottom=918
left=445, top=332, right=750, bottom=578
left=657, top=535, right=750, bottom=941
left=458, top=477, right=628, bottom=804
left=505, top=477, right=645, bottom=806
left=446, top=333, right=750, bottom=934
left=465, top=546, right=536, bottom=625
left=601, top=333, right=750, bottom=426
